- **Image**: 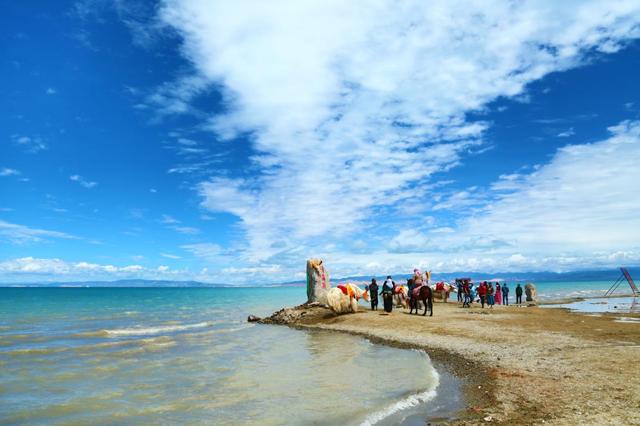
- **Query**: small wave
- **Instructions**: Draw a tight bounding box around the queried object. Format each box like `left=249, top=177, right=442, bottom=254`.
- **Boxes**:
left=360, top=363, right=440, bottom=426
left=6, top=347, right=68, bottom=357
left=102, top=322, right=212, bottom=337
left=360, top=388, right=438, bottom=426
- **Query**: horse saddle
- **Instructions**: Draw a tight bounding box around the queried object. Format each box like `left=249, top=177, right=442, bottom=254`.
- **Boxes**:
left=412, top=285, right=424, bottom=298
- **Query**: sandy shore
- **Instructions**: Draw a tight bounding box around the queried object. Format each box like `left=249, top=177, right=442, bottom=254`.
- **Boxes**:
left=260, top=299, right=640, bottom=425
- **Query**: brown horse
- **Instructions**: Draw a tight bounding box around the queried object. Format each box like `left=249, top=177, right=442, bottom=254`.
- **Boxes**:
left=409, top=280, right=433, bottom=316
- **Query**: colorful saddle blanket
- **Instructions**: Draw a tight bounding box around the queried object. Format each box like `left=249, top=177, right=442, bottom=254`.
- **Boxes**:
left=337, top=284, right=354, bottom=298
left=412, top=285, right=424, bottom=298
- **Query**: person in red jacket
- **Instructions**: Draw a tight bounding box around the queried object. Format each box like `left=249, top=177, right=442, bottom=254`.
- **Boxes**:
left=477, top=281, right=488, bottom=308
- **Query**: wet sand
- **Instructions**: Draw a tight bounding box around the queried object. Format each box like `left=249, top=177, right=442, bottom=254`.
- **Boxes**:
left=262, top=300, right=640, bottom=424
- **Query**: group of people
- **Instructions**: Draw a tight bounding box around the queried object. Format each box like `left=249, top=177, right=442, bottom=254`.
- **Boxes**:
left=367, top=269, right=431, bottom=314
left=456, top=279, right=525, bottom=308
left=365, top=272, right=528, bottom=314
left=366, top=276, right=396, bottom=313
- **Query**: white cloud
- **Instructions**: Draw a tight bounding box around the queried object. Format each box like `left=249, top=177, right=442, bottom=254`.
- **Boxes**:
left=46, top=87, right=57, bottom=95
left=172, top=226, right=200, bottom=235
left=0, top=257, right=184, bottom=281
left=157, top=0, right=640, bottom=268
left=69, top=174, right=98, bottom=188
left=160, top=214, right=180, bottom=224
left=0, top=168, right=20, bottom=177
left=160, top=215, right=200, bottom=234
left=221, top=264, right=281, bottom=275
left=557, top=128, right=575, bottom=137
left=348, top=120, right=640, bottom=274
left=181, top=243, right=224, bottom=262
left=11, top=134, right=47, bottom=153
left=0, top=220, right=77, bottom=244
left=143, top=74, right=211, bottom=116
left=458, top=120, right=640, bottom=255
left=160, top=252, right=182, bottom=259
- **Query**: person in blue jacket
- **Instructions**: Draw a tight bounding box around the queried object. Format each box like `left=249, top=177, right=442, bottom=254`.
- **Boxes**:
left=502, top=282, right=510, bottom=305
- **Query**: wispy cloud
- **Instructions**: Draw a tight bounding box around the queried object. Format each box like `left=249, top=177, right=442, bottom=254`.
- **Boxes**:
left=172, top=226, right=200, bottom=235
left=46, top=87, right=57, bottom=95
left=0, top=220, right=77, bottom=244
left=458, top=120, right=640, bottom=255
left=156, top=0, right=640, bottom=270
left=11, top=134, right=47, bottom=153
left=160, top=252, right=182, bottom=259
left=69, top=174, right=98, bottom=188
left=160, top=215, right=200, bottom=235
left=0, top=257, right=170, bottom=279
left=0, top=168, right=20, bottom=177
left=160, top=214, right=180, bottom=225
left=371, top=120, right=640, bottom=273
left=557, top=128, right=575, bottom=137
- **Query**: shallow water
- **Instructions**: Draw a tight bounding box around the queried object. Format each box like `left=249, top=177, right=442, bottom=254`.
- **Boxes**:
left=542, top=296, right=640, bottom=314
left=531, top=280, right=632, bottom=300
left=0, top=288, right=443, bottom=425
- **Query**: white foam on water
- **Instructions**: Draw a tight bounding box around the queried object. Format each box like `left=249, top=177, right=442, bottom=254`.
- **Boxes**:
left=359, top=363, right=440, bottom=426
left=103, top=321, right=212, bottom=337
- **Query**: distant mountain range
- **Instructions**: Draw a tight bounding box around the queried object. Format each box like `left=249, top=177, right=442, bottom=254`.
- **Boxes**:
left=280, top=267, right=640, bottom=285
left=1, top=279, right=231, bottom=288
left=2, top=267, right=638, bottom=287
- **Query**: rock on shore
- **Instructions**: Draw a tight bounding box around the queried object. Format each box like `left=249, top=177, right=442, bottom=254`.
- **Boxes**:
left=256, top=302, right=336, bottom=325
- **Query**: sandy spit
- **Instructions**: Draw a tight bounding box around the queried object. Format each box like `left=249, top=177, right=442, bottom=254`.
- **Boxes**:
left=259, top=301, right=640, bottom=425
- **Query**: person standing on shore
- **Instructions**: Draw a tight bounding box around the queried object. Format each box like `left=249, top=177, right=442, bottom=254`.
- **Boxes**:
left=462, top=280, right=471, bottom=308
left=487, top=283, right=495, bottom=308
left=477, top=281, right=487, bottom=308
left=381, top=276, right=395, bottom=313
left=502, top=283, right=509, bottom=305
left=495, top=283, right=502, bottom=305
left=516, top=283, right=523, bottom=305
left=368, top=278, right=379, bottom=311
left=457, top=280, right=463, bottom=303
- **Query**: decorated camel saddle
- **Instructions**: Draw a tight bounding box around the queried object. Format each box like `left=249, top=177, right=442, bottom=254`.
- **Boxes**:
left=432, top=281, right=452, bottom=302
left=337, top=283, right=359, bottom=299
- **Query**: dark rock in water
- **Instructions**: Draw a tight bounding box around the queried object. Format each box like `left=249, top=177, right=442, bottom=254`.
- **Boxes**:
left=247, top=315, right=261, bottom=322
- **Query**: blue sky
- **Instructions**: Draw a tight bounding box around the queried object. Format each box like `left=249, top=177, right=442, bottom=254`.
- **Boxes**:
left=2, top=1, right=640, bottom=284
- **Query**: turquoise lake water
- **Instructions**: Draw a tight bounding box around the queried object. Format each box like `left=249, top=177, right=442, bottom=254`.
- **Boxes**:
left=0, top=281, right=630, bottom=424
left=0, top=287, right=441, bottom=425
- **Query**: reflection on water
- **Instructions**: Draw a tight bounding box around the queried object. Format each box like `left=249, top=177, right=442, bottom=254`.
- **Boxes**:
left=0, top=288, right=441, bottom=425
left=543, top=297, right=640, bottom=313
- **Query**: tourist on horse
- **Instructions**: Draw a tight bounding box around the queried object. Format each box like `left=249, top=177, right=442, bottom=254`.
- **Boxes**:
left=413, top=269, right=423, bottom=286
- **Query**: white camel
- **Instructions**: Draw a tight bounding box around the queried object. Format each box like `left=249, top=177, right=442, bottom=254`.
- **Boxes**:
left=326, top=283, right=369, bottom=314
